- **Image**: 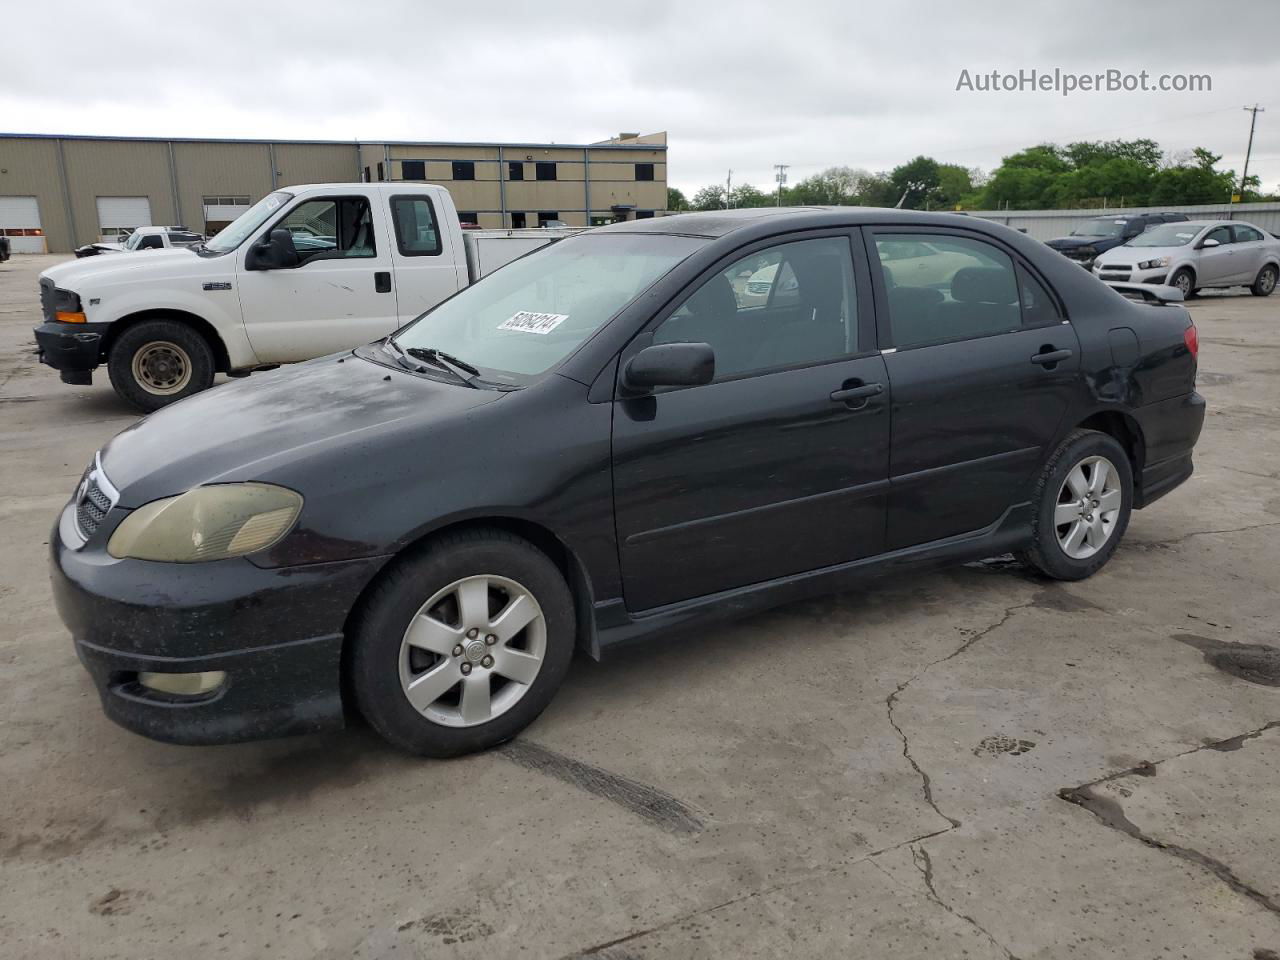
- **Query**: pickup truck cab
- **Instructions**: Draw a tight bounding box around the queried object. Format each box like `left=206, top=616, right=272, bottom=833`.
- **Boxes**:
left=35, top=183, right=577, bottom=410
left=74, top=226, right=206, bottom=258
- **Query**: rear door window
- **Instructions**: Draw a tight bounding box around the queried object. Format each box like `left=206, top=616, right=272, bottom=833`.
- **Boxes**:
left=874, top=233, right=1021, bottom=348
left=390, top=197, right=442, bottom=256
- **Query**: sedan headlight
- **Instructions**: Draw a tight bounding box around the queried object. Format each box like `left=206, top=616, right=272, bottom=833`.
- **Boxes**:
left=108, top=483, right=303, bottom=563
left=1137, top=257, right=1170, bottom=270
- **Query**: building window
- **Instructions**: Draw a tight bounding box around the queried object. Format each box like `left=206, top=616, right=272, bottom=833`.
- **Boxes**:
left=452, top=161, right=475, bottom=181
left=363, top=166, right=371, bottom=183
left=537, top=211, right=559, bottom=226
left=377, top=161, right=385, bottom=181
left=508, top=161, right=524, bottom=181
left=635, top=163, right=655, bottom=181
left=535, top=162, right=557, bottom=181
left=402, top=160, right=426, bottom=181
left=635, top=210, right=655, bottom=219
left=458, top=211, right=479, bottom=226
left=510, top=212, right=527, bottom=229
left=202, top=196, right=252, bottom=235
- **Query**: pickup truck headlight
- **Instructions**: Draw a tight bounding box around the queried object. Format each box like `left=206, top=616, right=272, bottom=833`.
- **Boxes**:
left=1137, top=257, right=1170, bottom=270
left=1076, top=246, right=1097, bottom=258
left=108, top=483, right=303, bottom=562
left=54, top=287, right=86, bottom=323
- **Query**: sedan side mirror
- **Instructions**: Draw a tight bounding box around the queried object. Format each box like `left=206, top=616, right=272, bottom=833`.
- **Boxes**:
left=1199, top=237, right=1220, bottom=248
left=623, top=342, right=715, bottom=391
left=246, top=228, right=300, bottom=270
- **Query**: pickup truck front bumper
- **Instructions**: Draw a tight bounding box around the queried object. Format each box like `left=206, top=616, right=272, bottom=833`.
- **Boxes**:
left=34, top=320, right=111, bottom=385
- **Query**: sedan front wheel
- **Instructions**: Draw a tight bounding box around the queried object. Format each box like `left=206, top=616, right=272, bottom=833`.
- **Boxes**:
left=350, top=529, right=575, bottom=757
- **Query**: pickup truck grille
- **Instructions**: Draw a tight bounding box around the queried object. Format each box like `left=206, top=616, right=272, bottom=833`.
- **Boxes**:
left=74, top=463, right=117, bottom=540
left=39, top=277, right=56, bottom=323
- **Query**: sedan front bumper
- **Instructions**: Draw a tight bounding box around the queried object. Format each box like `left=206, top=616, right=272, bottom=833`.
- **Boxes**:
left=50, top=502, right=385, bottom=745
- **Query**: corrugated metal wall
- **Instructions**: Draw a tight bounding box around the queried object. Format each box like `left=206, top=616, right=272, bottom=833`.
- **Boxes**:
left=967, top=202, right=1280, bottom=240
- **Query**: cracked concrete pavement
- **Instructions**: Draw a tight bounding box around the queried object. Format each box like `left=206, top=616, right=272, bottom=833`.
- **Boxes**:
left=1, top=254, right=1278, bottom=958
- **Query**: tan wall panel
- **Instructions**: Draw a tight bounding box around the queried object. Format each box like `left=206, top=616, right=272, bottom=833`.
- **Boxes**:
left=587, top=148, right=665, bottom=164
left=62, top=140, right=174, bottom=245
left=0, top=138, right=72, bottom=251
left=274, top=143, right=358, bottom=187
left=172, top=141, right=273, bottom=233
left=589, top=160, right=667, bottom=183
left=390, top=144, right=501, bottom=162
left=440, top=183, right=504, bottom=212
left=419, top=160, right=503, bottom=182
left=504, top=182, right=589, bottom=211
left=588, top=182, right=667, bottom=212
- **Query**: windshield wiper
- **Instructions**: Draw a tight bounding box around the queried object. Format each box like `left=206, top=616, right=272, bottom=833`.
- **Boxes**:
left=381, top=336, right=426, bottom=373
left=405, top=346, right=480, bottom=388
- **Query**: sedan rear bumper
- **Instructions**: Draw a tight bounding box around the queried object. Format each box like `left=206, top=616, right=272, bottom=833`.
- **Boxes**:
left=1133, top=390, right=1206, bottom=509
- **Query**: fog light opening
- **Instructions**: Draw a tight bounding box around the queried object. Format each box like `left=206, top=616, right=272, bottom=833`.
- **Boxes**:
left=137, top=670, right=227, bottom=696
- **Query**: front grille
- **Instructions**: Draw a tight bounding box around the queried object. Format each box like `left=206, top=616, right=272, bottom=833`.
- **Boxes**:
left=1100, top=272, right=1132, bottom=282
left=74, top=463, right=117, bottom=540
left=39, top=278, right=56, bottom=323
left=1105, top=264, right=1133, bottom=271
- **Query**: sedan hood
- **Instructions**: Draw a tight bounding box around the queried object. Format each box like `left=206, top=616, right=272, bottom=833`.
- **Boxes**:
left=100, top=352, right=505, bottom=507
left=1095, top=244, right=1186, bottom=265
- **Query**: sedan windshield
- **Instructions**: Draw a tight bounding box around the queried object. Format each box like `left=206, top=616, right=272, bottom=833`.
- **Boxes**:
left=204, top=191, right=294, bottom=253
left=1127, top=223, right=1202, bottom=247
left=1070, top=218, right=1129, bottom=238
left=392, top=233, right=705, bottom=380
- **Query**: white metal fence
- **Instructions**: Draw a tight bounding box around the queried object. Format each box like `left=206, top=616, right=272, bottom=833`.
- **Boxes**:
left=965, top=201, right=1280, bottom=241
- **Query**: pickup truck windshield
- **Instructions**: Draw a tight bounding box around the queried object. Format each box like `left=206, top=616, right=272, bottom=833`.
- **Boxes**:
left=392, top=233, right=705, bottom=378
left=204, top=191, right=294, bottom=253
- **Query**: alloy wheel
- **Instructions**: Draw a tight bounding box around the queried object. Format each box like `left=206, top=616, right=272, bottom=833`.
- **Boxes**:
left=397, top=574, right=546, bottom=728
left=132, top=341, right=193, bottom=395
left=1054, top=455, right=1123, bottom=560
left=1261, top=267, right=1277, bottom=294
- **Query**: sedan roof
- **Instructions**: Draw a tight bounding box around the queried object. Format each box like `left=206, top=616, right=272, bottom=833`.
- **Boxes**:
left=595, top=206, right=987, bottom=239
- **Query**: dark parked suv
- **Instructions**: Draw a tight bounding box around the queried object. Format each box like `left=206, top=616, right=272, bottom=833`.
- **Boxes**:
left=50, top=208, right=1205, bottom=757
left=1046, top=212, right=1188, bottom=269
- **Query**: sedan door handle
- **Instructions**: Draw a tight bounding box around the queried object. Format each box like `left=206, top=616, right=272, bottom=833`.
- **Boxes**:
left=830, top=382, right=884, bottom=406
left=1031, top=348, right=1072, bottom=366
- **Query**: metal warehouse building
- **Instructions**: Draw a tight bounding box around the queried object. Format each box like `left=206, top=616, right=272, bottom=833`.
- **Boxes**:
left=0, top=131, right=668, bottom=253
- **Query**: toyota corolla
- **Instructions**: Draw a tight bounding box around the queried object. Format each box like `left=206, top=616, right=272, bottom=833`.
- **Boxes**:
left=51, top=208, right=1205, bottom=757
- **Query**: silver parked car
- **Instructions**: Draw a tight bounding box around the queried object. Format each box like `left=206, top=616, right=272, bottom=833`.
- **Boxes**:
left=1092, top=220, right=1280, bottom=298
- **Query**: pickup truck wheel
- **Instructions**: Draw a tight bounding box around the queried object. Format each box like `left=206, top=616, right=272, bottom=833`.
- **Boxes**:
left=1020, top=429, right=1133, bottom=582
left=107, top=320, right=215, bottom=412
left=350, top=529, right=575, bottom=757
left=1252, top=264, right=1278, bottom=297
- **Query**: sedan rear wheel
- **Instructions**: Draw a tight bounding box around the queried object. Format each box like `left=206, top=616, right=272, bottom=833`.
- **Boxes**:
left=351, top=529, right=575, bottom=757
left=1021, top=429, right=1133, bottom=581
left=1252, top=264, right=1277, bottom=297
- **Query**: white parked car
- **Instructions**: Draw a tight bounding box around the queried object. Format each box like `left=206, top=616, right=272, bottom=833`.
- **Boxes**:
left=74, top=226, right=206, bottom=258
left=1092, top=220, right=1280, bottom=299
left=36, top=183, right=582, bottom=410
left=877, top=237, right=984, bottom=288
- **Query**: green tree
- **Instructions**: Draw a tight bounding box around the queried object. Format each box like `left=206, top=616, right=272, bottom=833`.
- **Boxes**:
left=667, top=187, right=690, bottom=212
left=730, top=183, right=772, bottom=208
left=889, top=156, right=941, bottom=209
left=690, top=185, right=726, bottom=211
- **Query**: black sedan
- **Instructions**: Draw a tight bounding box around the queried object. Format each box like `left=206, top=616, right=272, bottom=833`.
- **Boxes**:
left=51, top=208, right=1204, bottom=756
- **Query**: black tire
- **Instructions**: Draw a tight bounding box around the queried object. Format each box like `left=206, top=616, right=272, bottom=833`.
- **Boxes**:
left=1251, top=263, right=1278, bottom=297
left=1169, top=268, right=1195, bottom=300
left=350, top=529, right=575, bottom=757
left=107, top=319, right=216, bottom=413
left=1020, top=429, right=1133, bottom=582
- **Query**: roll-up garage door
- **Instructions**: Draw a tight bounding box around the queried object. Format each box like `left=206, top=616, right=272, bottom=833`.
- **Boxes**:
left=96, top=196, right=152, bottom=241
left=0, top=196, right=46, bottom=253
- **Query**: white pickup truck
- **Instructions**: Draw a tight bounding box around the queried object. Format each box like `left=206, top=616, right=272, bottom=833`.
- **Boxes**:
left=35, top=183, right=579, bottom=410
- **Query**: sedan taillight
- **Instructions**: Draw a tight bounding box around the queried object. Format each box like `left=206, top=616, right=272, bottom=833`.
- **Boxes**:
left=1184, top=323, right=1199, bottom=359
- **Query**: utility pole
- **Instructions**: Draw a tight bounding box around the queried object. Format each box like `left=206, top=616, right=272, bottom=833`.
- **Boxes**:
left=726, top=169, right=732, bottom=209
left=1234, top=104, right=1265, bottom=217
left=774, top=164, right=789, bottom=206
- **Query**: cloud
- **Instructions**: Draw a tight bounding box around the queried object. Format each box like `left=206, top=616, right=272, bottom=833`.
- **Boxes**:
left=1, top=0, right=1276, bottom=193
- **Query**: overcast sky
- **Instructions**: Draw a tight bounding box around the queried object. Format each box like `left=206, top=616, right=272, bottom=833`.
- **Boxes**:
left=2, top=0, right=1277, bottom=196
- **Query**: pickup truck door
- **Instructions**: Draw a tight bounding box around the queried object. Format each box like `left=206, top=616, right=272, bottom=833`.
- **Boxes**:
left=384, top=193, right=466, bottom=328
left=236, top=193, right=400, bottom=362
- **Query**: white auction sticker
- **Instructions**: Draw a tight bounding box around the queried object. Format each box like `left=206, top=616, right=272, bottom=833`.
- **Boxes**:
left=499, top=311, right=569, bottom=335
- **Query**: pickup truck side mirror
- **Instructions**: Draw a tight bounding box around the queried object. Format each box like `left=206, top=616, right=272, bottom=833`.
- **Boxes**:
left=623, top=342, right=715, bottom=391
left=246, top=228, right=300, bottom=270
left=1199, top=237, right=1220, bottom=249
